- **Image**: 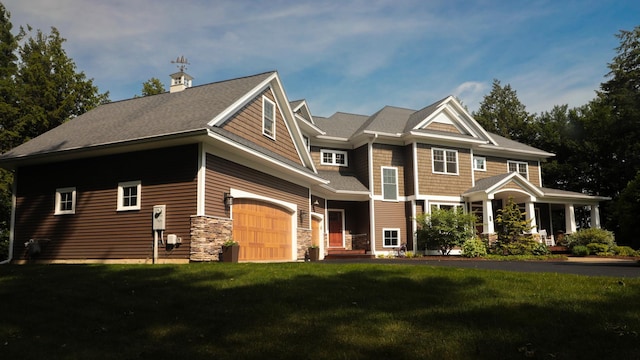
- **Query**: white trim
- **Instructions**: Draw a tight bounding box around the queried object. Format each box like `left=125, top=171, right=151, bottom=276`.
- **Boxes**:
left=117, top=180, right=141, bottom=211
left=54, top=187, right=76, bottom=215
left=432, top=147, right=459, bottom=175
left=382, top=228, right=401, bottom=248
left=197, top=144, right=206, bottom=216
left=381, top=166, right=398, bottom=201
left=368, top=141, right=376, bottom=255
left=262, top=96, right=276, bottom=140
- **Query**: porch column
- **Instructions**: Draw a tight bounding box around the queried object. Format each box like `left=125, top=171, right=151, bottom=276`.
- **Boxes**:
left=483, top=199, right=494, bottom=234
left=590, top=204, right=601, bottom=229
left=565, top=203, right=577, bottom=234
left=526, top=201, right=537, bottom=233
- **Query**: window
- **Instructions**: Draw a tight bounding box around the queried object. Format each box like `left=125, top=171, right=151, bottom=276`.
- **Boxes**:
left=473, top=156, right=486, bottom=171
left=383, top=228, right=400, bottom=248
left=262, top=96, right=276, bottom=138
left=55, top=187, right=76, bottom=215
left=432, top=148, right=458, bottom=174
left=382, top=167, right=398, bottom=201
left=320, top=149, right=348, bottom=166
left=508, top=160, right=528, bottom=179
left=118, top=181, right=141, bottom=211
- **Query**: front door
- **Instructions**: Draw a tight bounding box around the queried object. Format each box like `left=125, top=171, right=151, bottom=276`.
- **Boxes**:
left=328, top=210, right=344, bottom=248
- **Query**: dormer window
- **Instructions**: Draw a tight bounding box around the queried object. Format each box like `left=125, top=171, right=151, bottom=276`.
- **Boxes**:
left=321, top=149, right=348, bottom=166
left=262, top=96, right=276, bottom=139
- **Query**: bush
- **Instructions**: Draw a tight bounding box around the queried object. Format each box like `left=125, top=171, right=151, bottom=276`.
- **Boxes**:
left=572, top=245, right=590, bottom=257
left=567, top=228, right=615, bottom=248
left=586, top=242, right=611, bottom=256
left=612, top=245, right=639, bottom=257
left=461, top=237, right=487, bottom=258
left=416, top=207, right=476, bottom=255
left=0, top=238, right=8, bottom=261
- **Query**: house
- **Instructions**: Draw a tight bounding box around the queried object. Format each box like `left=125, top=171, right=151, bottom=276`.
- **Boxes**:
left=0, top=70, right=608, bottom=263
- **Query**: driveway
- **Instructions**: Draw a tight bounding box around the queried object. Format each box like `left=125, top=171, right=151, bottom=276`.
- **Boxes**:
left=322, top=257, right=640, bottom=278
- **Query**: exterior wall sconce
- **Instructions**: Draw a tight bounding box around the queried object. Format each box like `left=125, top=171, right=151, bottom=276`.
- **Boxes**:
left=224, top=192, right=234, bottom=207
left=299, top=210, right=307, bottom=223
left=313, top=200, right=320, bottom=206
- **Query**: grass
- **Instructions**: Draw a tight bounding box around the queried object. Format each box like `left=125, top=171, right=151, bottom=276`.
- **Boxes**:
left=1, top=262, right=639, bottom=360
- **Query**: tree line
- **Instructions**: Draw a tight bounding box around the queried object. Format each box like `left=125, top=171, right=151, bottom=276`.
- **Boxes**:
left=0, top=0, right=639, bottom=256
left=471, top=26, right=640, bottom=248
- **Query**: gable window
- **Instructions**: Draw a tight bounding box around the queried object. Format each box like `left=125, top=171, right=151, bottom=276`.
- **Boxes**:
left=473, top=156, right=486, bottom=171
left=508, top=160, right=528, bottom=179
left=117, top=181, right=141, bottom=211
left=432, top=148, right=458, bottom=174
left=382, top=167, right=398, bottom=201
left=320, top=149, right=348, bottom=166
left=262, top=96, right=276, bottom=139
left=383, top=228, right=400, bottom=248
left=55, top=187, right=76, bottom=215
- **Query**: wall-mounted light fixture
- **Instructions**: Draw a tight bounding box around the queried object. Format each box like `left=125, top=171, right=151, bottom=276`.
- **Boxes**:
left=224, top=192, right=234, bottom=207
left=313, top=200, right=320, bottom=206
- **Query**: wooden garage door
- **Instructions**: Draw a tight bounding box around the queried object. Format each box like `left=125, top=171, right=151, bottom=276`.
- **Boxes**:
left=233, top=199, right=292, bottom=261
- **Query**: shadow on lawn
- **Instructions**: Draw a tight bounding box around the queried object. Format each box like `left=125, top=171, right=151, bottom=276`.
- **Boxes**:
left=1, top=264, right=639, bottom=360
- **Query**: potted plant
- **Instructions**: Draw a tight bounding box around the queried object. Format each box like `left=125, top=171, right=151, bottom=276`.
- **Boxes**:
left=221, top=239, right=239, bottom=263
left=308, top=244, right=320, bottom=262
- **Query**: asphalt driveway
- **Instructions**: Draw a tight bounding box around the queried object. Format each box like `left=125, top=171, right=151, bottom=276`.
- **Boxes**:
left=323, top=257, right=640, bottom=278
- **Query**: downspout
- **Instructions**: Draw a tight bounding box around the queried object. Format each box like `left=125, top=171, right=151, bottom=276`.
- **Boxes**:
left=1, top=170, right=17, bottom=265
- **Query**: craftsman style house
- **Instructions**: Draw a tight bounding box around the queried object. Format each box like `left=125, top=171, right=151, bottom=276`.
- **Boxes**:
left=0, top=71, right=608, bottom=263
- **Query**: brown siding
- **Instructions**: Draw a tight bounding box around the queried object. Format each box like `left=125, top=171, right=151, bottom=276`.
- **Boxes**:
left=13, top=145, right=198, bottom=261
left=425, top=122, right=462, bottom=134
left=205, top=154, right=309, bottom=228
left=403, top=144, right=415, bottom=196
left=416, top=144, right=472, bottom=196
left=310, top=146, right=356, bottom=172
left=353, top=145, right=369, bottom=188
left=222, top=88, right=302, bottom=165
left=373, top=200, right=407, bottom=252
left=371, top=144, right=406, bottom=196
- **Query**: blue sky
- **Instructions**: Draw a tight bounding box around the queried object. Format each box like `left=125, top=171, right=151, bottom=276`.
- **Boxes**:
left=3, top=0, right=639, bottom=117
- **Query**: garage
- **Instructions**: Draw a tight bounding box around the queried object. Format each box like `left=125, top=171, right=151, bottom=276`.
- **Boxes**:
left=232, top=199, right=293, bottom=261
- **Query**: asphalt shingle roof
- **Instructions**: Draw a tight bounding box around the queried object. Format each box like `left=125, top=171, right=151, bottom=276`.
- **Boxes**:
left=0, top=71, right=276, bottom=160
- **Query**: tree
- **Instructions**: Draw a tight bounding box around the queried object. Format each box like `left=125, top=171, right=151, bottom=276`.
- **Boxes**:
left=139, top=77, right=166, bottom=97
left=0, top=3, right=20, bottom=154
left=416, top=207, right=476, bottom=255
left=9, top=26, right=109, bottom=149
left=473, top=79, right=536, bottom=142
left=491, top=197, right=547, bottom=255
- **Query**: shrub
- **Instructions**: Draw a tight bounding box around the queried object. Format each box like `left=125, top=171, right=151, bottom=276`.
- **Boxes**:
left=567, top=228, right=615, bottom=248
left=586, top=242, right=610, bottom=256
left=0, top=238, right=8, bottom=261
left=572, top=245, right=590, bottom=257
left=496, top=238, right=549, bottom=256
left=416, top=207, right=476, bottom=255
left=612, top=245, right=639, bottom=257
left=461, top=237, right=487, bottom=258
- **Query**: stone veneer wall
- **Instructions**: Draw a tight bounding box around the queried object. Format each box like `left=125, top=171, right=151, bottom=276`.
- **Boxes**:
left=297, top=227, right=312, bottom=260
left=190, top=215, right=232, bottom=262
left=351, top=233, right=369, bottom=251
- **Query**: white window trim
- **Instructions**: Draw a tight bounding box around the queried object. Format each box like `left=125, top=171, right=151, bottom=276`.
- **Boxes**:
left=382, top=228, right=401, bottom=248
left=381, top=166, right=398, bottom=201
left=473, top=156, right=486, bottom=171
left=432, top=148, right=459, bottom=175
left=320, top=149, right=348, bottom=167
left=262, top=96, right=276, bottom=140
left=507, top=160, right=528, bottom=179
left=55, top=187, right=76, bottom=215
left=117, top=180, right=141, bottom=211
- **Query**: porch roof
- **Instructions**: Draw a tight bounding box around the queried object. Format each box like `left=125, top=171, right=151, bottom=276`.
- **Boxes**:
left=317, top=170, right=369, bottom=193
left=463, top=173, right=610, bottom=204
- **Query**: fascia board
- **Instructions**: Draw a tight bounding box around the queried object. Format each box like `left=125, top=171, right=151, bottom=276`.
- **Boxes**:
left=477, top=144, right=555, bottom=158
left=207, top=73, right=277, bottom=127
left=407, top=131, right=488, bottom=145
left=488, top=173, right=545, bottom=197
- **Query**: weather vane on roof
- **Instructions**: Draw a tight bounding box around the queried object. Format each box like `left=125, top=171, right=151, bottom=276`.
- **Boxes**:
left=171, top=55, right=190, bottom=72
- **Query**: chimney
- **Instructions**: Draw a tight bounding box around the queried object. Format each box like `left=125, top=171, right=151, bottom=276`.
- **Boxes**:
left=169, top=56, right=193, bottom=93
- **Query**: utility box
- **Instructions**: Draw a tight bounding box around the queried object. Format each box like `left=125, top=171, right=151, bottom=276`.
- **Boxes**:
left=167, top=234, right=180, bottom=245
left=152, top=205, right=166, bottom=231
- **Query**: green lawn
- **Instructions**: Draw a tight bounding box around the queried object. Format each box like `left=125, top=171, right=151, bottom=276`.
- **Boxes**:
left=1, top=262, right=639, bottom=359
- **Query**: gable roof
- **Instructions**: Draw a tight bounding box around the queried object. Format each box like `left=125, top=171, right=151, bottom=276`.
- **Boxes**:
left=0, top=71, right=277, bottom=163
